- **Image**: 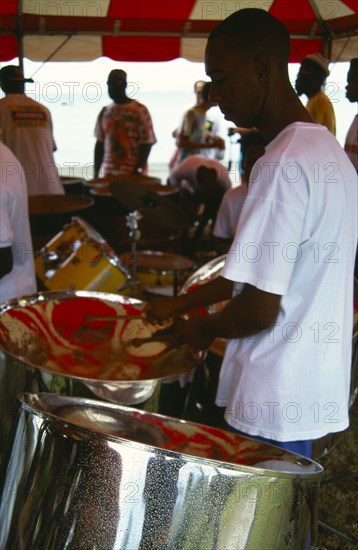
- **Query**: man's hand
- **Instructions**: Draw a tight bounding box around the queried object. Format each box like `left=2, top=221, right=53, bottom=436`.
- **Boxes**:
left=144, top=296, right=182, bottom=325
left=137, top=315, right=215, bottom=351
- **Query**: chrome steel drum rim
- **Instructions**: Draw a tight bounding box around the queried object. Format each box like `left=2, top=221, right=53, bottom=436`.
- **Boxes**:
left=18, top=392, right=324, bottom=478
left=0, top=290, right=204, bottom=387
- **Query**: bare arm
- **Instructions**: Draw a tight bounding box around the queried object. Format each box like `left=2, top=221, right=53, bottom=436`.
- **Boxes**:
left=145, top=276, right=234, bottom=322
left=94, top=140, right=104, bottom=178
left=177, top=134, right=225, bottom=151
left=177, top=109, right=225, bottom=152
left=0, top=247, right=13, bottom=279
left=203, top=283, right=281, bottom=340
left=154, top=283, right=282, bottom=351
left=136, top=143, right=153, bottom=173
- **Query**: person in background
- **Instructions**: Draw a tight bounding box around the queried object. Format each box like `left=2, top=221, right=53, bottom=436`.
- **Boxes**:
left=176, top=81, right=225, bottom=164
left=168, top=155, right=232, bottom=255
left=169, top=80, right=207, bottom=170
left=94, top=69, right=156, bottom=178
left=201, top=81, right=226, bottom=161
left=345, top=57, right=358, bottom=172
left=295, top=53, right=336, bottom=135
left=0, top=142, right=36, bottom=303
left=0, top=65, right=64, bottom=196
left=144, top=8, right=357, bottom=461
left=213, top=131, right=266, bottom=254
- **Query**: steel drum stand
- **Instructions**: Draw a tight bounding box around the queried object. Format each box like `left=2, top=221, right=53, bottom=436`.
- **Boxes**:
left=125, top=210, right=142, bottom=296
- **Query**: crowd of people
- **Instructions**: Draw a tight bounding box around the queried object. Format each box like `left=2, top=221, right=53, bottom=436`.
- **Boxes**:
left=0, top=10, right=357, bottom=480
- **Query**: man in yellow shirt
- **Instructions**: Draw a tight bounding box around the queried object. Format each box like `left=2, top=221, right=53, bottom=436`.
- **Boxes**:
left=295, top=53, right=336, bottom=135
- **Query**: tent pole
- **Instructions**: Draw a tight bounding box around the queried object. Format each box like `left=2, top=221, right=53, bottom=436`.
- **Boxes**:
left=308, top=0, right=334, bottom=59
left=16, top=0, right=24, bottom=70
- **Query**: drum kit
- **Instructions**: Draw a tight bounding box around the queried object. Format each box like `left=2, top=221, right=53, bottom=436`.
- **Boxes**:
left=0, top=176, right=326, bottom=548
left=33, top=175, right=194, bottom=298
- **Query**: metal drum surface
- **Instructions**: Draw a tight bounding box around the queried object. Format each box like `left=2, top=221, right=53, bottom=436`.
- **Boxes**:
left=181, top=254, right=227, bottom=355
left=0, top=392, right=323, bottom=550
left=181, top=254, right=226, bottom=303
left=120, top=250, right=196, bottom=298
left=34, top=216, right=131, bottom=294
left=0, top=291, right=204, bottom=465
left=60, top=175, right=85, bottom=195
left=84, top=174, right=162, bottom=189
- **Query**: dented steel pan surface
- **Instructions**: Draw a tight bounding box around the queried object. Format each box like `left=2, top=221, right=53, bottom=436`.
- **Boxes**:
left=0, top=392, right=323, bottom=550
left=0, top=291, right=204, bottom=463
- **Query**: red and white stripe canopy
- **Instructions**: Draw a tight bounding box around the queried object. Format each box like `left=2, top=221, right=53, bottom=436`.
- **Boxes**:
left=1, top=0, right=357, bottom=64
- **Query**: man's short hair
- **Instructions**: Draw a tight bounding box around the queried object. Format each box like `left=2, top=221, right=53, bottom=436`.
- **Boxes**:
left=107, top=69, right=127, bottom=82
left=201, top=82, right=211, bottom=102
left=0, top=65, right=34, bottom=91
left=208, top=8, right=290, bottom=67
left=350, top=58, right=358, bottom=71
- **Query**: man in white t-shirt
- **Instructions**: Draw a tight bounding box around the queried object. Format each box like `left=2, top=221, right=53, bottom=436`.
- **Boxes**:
left=0, top=143, right=37, bottom=302
left=0, top=65, right=63, bottom=196
left=145, top=9, right=358, bottom=460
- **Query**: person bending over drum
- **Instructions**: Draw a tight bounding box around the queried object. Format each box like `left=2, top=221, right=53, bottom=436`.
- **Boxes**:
left=143, top=9, right=357, bottom=461
left=168, top=154, right=232, bottom=254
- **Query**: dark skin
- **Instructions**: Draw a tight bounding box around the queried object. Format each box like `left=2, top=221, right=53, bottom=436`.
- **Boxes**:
left=346, top=63, right=358, bottom=103
left=295, top=60, right=326, bottom=100
left=94, top=70, right=153, bottom=177
left=144, top=27, right=313, bottom=351
left=0, top=248, right=13, bottom=279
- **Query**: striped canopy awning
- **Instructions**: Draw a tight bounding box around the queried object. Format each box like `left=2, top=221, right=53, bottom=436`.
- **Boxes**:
left=0, top=0, right=357, bottom=64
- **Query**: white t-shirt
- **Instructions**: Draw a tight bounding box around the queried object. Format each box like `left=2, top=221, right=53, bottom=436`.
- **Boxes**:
left=213, top=185, right=247, bottom=239
left=0, top=94, right=63, bottom=196
left=201, top=106, right=224, bottom=160
left=168, top=155, right=232, bottom=193
left=344, top=114, right=358, bottom=172
left=217, top=122, right=358, bottom=442
left=0, top=143, right=36, bottom=302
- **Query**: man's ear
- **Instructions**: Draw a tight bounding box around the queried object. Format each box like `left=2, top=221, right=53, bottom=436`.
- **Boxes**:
left=255, top=55, right=271, bottom=85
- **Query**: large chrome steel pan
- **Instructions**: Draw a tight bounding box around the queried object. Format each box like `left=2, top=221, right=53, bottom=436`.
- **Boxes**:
left=0, top=290, right=204, bottom=464
left=0, top=392, right=323, bottom=549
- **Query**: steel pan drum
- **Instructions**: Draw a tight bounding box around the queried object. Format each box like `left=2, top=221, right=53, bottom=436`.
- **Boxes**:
left=0, top=392, right=323, bottom=549
left=85, top=174, right=162, bottom=189
left=181, top=254, right=227, bottom=355
left=35, top=217, right=130, bottom=293
left=0, top=291, right=204, bottom=465
left=120, top=250, right=195, bottom=298
left=89, top=182, right=178, bottom=198
left=60, top=175, right=85, bottom=195
left=29, top=194, right=94, bottom=250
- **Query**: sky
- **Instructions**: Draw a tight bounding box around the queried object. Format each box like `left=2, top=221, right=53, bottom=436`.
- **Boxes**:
left=18, top=55, right=352, bottom=95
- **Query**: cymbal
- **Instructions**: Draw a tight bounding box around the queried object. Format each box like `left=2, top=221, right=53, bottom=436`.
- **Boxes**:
left=110, top=181, right=191, bottom=230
